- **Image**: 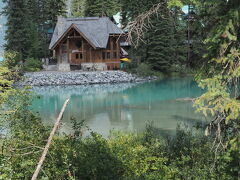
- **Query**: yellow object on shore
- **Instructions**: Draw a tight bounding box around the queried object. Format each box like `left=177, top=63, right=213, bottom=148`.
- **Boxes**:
left=120, top=58, right=131, bottom=62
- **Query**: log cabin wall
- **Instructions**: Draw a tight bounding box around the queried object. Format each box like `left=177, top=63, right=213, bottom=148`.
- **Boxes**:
left=55, top=28, right=121, bottom=70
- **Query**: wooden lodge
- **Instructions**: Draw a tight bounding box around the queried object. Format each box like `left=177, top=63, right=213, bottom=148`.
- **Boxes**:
left=49, top=17, right=125, bottom=71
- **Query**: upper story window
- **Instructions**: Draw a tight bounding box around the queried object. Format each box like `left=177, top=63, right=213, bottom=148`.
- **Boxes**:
left=107, top=52, right=110, bottom=59
left=113, top=52, right=117, bottom=59
left=106, top=39, right=111, bottom=50
left=113, top=38, right=117, bottom=50
left=102, top=52, right=106, bottom=60
left=75, top=40, right=82, bottom=49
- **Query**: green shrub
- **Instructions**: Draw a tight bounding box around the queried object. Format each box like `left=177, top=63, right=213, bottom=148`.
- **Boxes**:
left=1, top=51, right=23, bottom=82
left=0, top=89, right=50, bottom=179
left=24, top=58, right=43, bottom=72
left=108, top=132, right=175, bottom=179
left=134, top=63, right=154, bottom=77
left=2, top=51, right=21, bottom=69
left=162, top=126, right=217, bottom=179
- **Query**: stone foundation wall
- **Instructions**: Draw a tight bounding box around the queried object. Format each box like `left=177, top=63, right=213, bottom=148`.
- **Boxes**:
left=58, top=63, right=70, bottom=71
left=43, top=65, right=58, bottom=71
left=81, top=63, right=107, bottom=71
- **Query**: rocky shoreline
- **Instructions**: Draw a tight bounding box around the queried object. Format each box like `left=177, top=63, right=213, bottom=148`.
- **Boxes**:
left=16, top=71, right=157, bottom=86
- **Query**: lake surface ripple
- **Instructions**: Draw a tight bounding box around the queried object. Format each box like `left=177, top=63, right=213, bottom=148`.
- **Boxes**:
left=31, top=77, right=207, bottom=137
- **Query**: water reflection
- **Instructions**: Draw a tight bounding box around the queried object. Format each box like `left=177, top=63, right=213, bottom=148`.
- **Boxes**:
left=31, top=77, right=207, bottom=137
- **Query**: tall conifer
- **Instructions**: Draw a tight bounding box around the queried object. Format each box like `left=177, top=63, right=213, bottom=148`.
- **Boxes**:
left=146, top=2, right=175, bottom=71
left=3, top=0, right=30, bottom=59
left=3, top=0, right=66, bottom=60
left=71, top=0, right=85, bottom=17
left=84, top=0, right=119, bottom=17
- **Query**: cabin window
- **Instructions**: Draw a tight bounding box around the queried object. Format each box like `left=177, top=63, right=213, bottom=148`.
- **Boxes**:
left=106, top=40, right=110, bottom=50
left=107, top=52, right=111, bottom=59
left=113, top=40, right=117, bottom=50
left=102, top=52, right=106, bottom=60
left=113, top=43, right=116, bottom=50
left=75, top=40, right=82, bottom=48
left=113, top=52, right=117, bottom=59
left=75, top=53, right=83, bottom=59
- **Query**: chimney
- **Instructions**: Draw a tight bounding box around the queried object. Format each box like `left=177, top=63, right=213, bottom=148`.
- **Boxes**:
left=57, top=16, right=65, bottom=36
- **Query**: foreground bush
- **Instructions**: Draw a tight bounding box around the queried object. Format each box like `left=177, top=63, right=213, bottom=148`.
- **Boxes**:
left=125, top=63, right=154, bottom=77
left=24, top=58, right=43, bottom=72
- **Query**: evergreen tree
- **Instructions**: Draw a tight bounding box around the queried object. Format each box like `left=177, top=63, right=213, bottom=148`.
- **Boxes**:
left=2, top=0, right=66, bottom=60
left=71, top=0, right=85, bottom=17
left=146, top=2, right=176, bottom=72
left=119, top=0, right=162, bottom=68
left=38, top=0, right=66, bottom=58
left=172, top=7, right=188, bottom=67
left=25, top=0, right=40, bottom=59
left=119, top=0, right=187, bottom=72
left=3, top=0, right=31, bottom=59
left=84, top=0, right=120, bottom=17
left=142, top=1, right=180, bottom=71
left=119, top=0, right=157, bottom=28
left=44, top=0, right=66, bottom=29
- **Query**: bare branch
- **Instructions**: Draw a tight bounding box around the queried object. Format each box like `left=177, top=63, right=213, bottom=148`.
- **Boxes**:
left=127, top=1, right=166, bottom=47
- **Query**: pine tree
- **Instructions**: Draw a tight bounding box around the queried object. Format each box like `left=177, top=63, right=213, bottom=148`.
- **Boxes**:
left=119, top=0, right=158, bottom=28
left=44, top=0, right=66, bottom=29
left=38, top=0, right=66, bottom=58
left=119, top=0, right=163, bottom=67
left=172, top=7, right=188, bottom=67
left=119, top=0, right=187, bottom=72
left=3, top=0, right=31, bottom=59
left=3, top=0, right=66, bottom=60
left=146, top=3, right=175, bottom=72
left=71, top=0, right=85, bottom=17
left=84, top=0, right=120, bottom=17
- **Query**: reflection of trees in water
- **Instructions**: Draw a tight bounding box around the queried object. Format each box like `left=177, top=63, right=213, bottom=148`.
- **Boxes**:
left=126, top=100, right=208, bottom=134
left=31, top=78, right=206, bottom=135
left=31, top=83, right=139, bottom=131
left=171, top=115, right=208, bottom=125
left=31, top=83, right=139, bottom=96
left=116, top=77, right=205, bottom=106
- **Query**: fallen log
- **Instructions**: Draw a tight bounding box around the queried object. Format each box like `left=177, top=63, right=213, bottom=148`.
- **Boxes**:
left=31, top=99, right=70, bottom=180
left=175, top=97, right=196, bottom=102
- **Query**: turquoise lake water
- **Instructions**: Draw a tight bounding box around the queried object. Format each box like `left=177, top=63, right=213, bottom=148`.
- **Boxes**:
left=31, top=77, right=207, bottom=137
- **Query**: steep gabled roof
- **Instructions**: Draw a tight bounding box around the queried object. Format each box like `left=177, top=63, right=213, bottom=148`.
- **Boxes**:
left=49, top=17, right=123, bottom=50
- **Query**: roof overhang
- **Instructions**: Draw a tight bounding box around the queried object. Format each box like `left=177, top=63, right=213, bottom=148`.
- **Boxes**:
left=50, top=24, right=97, bottom=50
